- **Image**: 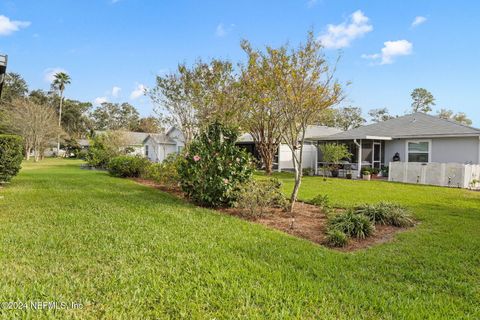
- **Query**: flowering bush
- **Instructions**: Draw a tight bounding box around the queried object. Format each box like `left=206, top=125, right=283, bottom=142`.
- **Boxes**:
left=178, top=122, right=254, bottom=207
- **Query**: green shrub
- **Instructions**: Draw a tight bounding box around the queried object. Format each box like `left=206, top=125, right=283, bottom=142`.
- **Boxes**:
left=143, top=153, right=182, bottom=187
left=61, top=138, right=82, bottom=158
left=302, top=168, right=314, bottom=176
left=178, top=122, right=254, bottom=208
left=85, top=131, right=130, bottom=168
left=327, top=210, right=375, bottom=239
left=235, top=178, right=288, bottom=218
left=77, top=149, right=89, bottom=160
left=0, top=134, right=23, bottom=183
left=107, top=155, right=150, bottom=178
left=354, top=202, right=414, bottom=227
left=310, top=194, right=331, bottom=210
left=325, top=229, right=348, bottom=247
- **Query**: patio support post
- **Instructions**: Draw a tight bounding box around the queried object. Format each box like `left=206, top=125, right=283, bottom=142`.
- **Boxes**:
left=354, top=139, right=362, bottom=178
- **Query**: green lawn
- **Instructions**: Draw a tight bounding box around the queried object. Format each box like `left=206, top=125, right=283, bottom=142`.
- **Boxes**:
left=0, top=159, right=479, bottom=319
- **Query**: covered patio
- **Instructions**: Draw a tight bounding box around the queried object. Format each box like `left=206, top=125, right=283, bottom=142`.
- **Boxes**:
left=311, top=135, right=392, bottom=178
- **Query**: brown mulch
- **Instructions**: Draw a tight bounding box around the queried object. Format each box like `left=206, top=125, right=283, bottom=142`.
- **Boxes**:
left=131, top=178, right=185, bottom=198
left=132, top=178, right=411, bottom=252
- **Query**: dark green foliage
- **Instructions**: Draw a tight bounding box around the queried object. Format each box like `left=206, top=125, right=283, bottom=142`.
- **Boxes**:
left=61, top=138, right=82, bottom=158
left=143, top=153, right=182, bottom=187
left=107, top=155, right=150, bottom=178
left=235, top=178, right=288, bottom=218
left=178, top=122, right=254, bottom=207
left=355, top=202, right=414, bottom=227
left=325, top=229, right=348, bottom=247
left=0, top=134, right=23, bottom=183
left=85, top=131, right=127, bottom=168
left=327, top=210, right=375, bottom=239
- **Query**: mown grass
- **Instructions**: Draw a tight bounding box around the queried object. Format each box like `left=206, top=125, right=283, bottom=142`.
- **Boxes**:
left=0, top=159, right=478, bottom=319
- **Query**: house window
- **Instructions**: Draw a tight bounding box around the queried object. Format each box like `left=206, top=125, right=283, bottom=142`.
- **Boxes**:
left=407, top=140, right=430, bottom=162
left=145, top=145, right=149, bottom=157
left=177, top=146, right=183, bottom=154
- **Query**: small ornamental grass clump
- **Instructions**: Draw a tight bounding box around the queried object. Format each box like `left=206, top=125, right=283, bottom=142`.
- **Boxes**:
left=310, top=194, right=331, bottom=211
left=327, top=210, right=375, bottom=240
left=235, top=178, right=288, bottom=218
left=0, top=134, right=23, bottom=184
left=107, top=155, right=151, bottom=178
left=354, top=202, right=414, bottom=227
left=178, top=122, right=254, bottom=208
left=325, top=229, right=348, bottom=247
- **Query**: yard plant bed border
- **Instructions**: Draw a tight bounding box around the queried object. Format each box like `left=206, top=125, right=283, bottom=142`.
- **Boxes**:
left=132, top=178, right=414, bottom=251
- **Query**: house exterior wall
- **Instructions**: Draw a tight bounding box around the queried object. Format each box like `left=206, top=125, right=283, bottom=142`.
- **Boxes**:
left=128, top=146, right=144, bottom=157
left=156, top=144, right=177, bottom=162
left=144, top=139, right=158, bottom=162
left=430, top=137, right=479, bottom=164
left=144, top=138, right=177, bottom=162
left=385, top=137, right=480, bottom=164
left=167, top=128, right=185, bottom=151
left=384, top=139, right=407, bottom=163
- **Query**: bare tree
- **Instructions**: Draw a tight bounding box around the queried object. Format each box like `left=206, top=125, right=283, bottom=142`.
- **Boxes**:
left=239, top=40, right=287, bottom=174
left=275, top=32, right=344, bottom=212
left=437, top=108, right=472, bottom=126
left=149, top=59, right=241, bottom=146
left=2, top=99, right=62, bottom=161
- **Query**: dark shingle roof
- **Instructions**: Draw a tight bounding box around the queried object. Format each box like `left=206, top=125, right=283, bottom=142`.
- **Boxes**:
left=321, top=113, right=480, bottom=140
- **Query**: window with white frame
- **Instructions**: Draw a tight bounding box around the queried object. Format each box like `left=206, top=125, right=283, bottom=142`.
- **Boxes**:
left=145, top=145, right=149, bottom=157
left=406, top=140, right=430, bottom=162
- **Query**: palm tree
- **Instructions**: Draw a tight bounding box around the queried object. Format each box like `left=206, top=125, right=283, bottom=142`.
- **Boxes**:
left=51, top=72, right=71, bottom=156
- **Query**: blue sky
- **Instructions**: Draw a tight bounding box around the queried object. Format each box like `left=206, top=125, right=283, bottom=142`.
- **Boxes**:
left=1, top=0, right=479, bottom=126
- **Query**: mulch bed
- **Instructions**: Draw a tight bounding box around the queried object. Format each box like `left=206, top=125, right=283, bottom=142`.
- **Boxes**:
left=132, top=178, right=411, bottom=251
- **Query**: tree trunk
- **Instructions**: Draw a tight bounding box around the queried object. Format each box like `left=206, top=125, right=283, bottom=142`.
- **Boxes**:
left=25, top=147, right=31, bottom=161
left=258, top=146, right=273, bottom=175
left=34, top=148, right=39, bottom=162
left=289, top=160, right=302, bottom=212
left=57, top=92, right=63, bottom=157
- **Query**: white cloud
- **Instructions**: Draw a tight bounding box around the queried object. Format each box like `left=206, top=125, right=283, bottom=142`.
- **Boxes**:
left=318, top=10, right=373, bottom=49
left=130, top=84, right=146, bottom=100
left=111, top=86, right=121, bottom=97
left=307, top=0, right=318, bottom=8
left=94, top=97, right=108, bottom=105
left=43, top=67, right=67, bottom=83
left=0, top=15, right=30, bottom=36
left=362, top=40, right=413, bottom=65
left=215, top=23, right=235, bottom=37
left=411, top=16, right=427, bottom=27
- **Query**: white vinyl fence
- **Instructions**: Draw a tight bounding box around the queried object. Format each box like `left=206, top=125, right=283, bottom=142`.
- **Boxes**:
left=389, top=162, right=480, bottom=190
left=277, top=144, right=317, bottom=171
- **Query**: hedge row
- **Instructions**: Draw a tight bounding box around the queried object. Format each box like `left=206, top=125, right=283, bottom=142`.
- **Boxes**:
left=0, top=134, right=23, bottom=183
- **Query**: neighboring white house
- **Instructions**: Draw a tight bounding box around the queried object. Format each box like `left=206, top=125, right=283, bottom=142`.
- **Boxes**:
left=143, top=127, right=185, bottom=162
